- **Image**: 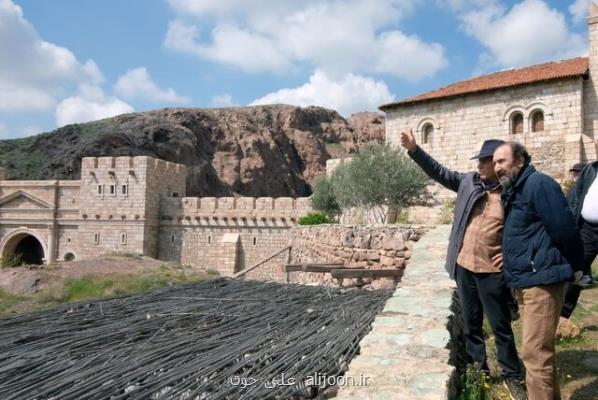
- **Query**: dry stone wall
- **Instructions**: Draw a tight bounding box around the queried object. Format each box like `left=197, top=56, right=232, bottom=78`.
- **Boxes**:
left=288, top=225, right=426, bottom=289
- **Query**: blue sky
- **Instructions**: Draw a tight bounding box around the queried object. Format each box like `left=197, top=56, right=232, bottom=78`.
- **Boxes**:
left=0, top=0, right=591, bottom=139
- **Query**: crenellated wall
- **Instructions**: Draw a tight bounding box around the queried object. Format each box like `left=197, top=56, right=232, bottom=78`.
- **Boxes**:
left=0, top=156, right=312, bottom=270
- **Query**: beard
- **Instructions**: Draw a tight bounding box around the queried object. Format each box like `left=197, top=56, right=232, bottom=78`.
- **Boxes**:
left=498, top=174, right=514, bottom=188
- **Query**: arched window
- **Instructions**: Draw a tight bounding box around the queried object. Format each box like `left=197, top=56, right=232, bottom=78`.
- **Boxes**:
left=511, top=112, right=523, bottom=135
left=422, top=123, right=434, bottom=144
left=531, top=110, right=544, bottom=132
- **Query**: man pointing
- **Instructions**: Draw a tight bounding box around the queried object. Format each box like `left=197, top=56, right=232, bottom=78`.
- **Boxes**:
left=400, top=130, right=525, bottom=399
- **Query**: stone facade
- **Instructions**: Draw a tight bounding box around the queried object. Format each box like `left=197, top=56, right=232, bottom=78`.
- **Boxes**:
left=0, top=156, right=311, bottom=276
left=381, top=8, right=598, bottom=223
left=288, top=225, right=425, bottom=289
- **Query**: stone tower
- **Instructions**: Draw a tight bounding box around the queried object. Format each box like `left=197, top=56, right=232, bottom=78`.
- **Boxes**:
left=78, top=156, right=186, bottom=258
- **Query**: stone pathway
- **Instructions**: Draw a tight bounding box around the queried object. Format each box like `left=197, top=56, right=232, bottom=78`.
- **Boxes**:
left=335, top=225, right=458, bottom=400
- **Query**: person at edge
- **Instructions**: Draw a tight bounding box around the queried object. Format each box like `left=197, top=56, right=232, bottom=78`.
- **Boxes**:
left=493, top=142, right=584, bottom=400
left=400, top=130, right=525, bottom=400
left=562, top=160, right=597, bottom=320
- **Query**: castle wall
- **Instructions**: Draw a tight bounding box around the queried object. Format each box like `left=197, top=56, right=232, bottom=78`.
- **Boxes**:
left=158, top=197, right=311, bottom=276
left=1, top=155, right=312, bottom=270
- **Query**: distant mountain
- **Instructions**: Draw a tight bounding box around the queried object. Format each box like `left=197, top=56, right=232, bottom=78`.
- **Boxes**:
left=0, top=105, right=384, bottom=197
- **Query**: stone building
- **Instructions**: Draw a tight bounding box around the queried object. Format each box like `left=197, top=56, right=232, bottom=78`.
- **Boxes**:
left=0, top=156, right=310, bottom=276
left=381, top=3, right=598, bottom=221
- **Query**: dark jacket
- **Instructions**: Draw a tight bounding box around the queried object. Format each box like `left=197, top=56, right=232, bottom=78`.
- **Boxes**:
left=408, top=146, right=489, bottom=279
left=501, top=164, right=583, bottom=288
left=570, top=161, right=598, bottom=225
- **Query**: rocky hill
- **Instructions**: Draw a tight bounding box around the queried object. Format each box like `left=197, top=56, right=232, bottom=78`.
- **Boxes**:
left=0, top=105, right=384, bottom=197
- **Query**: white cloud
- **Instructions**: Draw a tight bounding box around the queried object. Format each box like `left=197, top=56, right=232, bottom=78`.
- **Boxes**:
left=164, top=0, right=446, bottom=80
left=569, top=0, right=588, bottom=24
left=461, top=0, right=586, bottom=68
left=0, top=0, right=104, bottom=112
left=250, top=70, right=394, bottom=116
left=55, top=85, right=133, bottom=127
left=210, top=94, right=238, bottom=107
left=114, top=67, right=190, bottom=104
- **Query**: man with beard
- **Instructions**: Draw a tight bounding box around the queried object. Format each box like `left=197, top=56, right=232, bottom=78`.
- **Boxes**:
left=400, top=130, right=524, bottom=400
left=493, top=142, right=584, bottom=400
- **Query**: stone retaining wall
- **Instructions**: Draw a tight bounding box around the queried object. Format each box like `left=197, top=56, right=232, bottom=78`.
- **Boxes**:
left=288, top=225, right=426, bottom=289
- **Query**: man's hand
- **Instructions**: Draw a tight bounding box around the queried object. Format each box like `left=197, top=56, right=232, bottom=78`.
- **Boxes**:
left=573, top=271, right=592, bottom=287
left=400, top=129, right=417, bottom=152
left=492, top=252, right=503, bottom=269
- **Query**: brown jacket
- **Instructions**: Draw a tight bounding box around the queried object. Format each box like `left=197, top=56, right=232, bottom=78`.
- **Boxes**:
left=456, top=185, right=503, bottom=273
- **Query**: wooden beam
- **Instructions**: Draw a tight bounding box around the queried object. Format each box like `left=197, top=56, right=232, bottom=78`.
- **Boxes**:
left=284, top=263, right=345, bottom=273
left=331, top=269, right=403, bottom=279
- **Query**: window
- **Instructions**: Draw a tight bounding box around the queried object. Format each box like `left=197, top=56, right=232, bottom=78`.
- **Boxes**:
left=422, top=123, right=434, bottom=144
left=207, top=236, right=212, bottom=245
left=109, top=184, right=116, bottom=195
left=94, top=232, right=100, bottom=244
left=120, top=232, right=127, bottom=245
left=511, top=112, right=524, bottom=135
left=67, top=237, right=71, bottom=243
left=170, top=234, right=175, bottom=244
left=121, top=184, right=128, bottom=196
left=97, top=184, right=103, bottom=195
left=172, top=192, right=179, bottom=198
left=531, top=110, right=544, bottom=132
left=252, top=237, right=257, bottom=246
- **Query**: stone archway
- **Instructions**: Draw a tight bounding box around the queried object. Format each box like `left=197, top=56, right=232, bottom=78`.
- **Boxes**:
left=0, top=229, right=48, bottom=266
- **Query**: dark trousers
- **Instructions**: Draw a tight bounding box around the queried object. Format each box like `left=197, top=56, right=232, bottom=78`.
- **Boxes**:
left=562, top=220, right=598, bottom=318
left=456, top=265, right=522, bottom=378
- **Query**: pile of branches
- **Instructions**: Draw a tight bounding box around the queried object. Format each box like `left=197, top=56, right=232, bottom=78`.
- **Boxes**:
left=0, top=278, right=391, bottom=399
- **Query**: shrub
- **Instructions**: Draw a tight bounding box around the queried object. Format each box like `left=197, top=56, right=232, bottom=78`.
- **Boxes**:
left=298, top=212, right=333, bottom=225
left=458, top=364, right=489, bottom=400
left=310, top=176, right=341, bottom=218
left=1, top=253, right=23, bottom=269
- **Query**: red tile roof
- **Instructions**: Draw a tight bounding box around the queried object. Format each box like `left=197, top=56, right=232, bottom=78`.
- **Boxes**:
left=380, top=57, right=589, bottom=110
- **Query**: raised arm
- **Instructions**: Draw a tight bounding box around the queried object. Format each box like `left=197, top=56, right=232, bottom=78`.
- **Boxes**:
left=400, top=129, right=465, bottom=192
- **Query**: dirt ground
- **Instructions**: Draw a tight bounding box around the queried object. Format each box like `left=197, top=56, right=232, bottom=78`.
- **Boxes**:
left=0, top=254, right=168, bottom=296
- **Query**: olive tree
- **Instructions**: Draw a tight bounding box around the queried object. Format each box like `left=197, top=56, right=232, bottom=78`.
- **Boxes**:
left=314, top=144, right=428, bottom=223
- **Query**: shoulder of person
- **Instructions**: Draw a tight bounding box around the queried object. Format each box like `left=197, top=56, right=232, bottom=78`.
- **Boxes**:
left=526, top=171, right=562, bottom=193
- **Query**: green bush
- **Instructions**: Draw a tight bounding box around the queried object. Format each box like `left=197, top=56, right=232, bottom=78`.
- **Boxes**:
left=458, top=364, right=489, bottom=400
left=298, top=212, right=333, bottom=225
left=1, top=253, right=23, bottom=269
left=310, top=176, right=341, bottom=218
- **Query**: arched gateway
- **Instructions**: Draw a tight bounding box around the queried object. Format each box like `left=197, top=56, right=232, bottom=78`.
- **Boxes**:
left=0, top=229, right=48, bottom=266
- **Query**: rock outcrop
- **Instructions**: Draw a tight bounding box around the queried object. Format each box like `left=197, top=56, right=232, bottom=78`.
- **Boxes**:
left=0, top=105, right=384, bottom=197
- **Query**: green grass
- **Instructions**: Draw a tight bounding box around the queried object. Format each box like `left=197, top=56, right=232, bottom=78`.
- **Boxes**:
left=0, top=288, right=30, bottom=313
left=0, top=266, right=218, bottom=316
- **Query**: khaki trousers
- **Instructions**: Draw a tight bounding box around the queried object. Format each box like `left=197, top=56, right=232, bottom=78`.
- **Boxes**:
left=516, top=282, right=565, bottom=400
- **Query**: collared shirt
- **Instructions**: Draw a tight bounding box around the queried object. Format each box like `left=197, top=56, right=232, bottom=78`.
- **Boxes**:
left=457, top=184, right=503, bottom=273
left=581, top=174, right=598, bottom=224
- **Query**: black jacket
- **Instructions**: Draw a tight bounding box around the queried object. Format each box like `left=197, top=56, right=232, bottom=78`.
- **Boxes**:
left=408, top=146, right=489, bottom=279
left=501, top=164, right=582, bottom=288
left=570, top=161, right=598, bottom=225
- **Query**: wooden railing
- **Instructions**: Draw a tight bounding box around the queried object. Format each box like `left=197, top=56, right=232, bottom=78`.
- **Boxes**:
left=232, top=246, right=292, bottom=279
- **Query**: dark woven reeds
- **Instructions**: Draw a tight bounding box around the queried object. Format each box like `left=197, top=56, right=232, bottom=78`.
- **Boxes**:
left=0, top=278, right=391, bottom=399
